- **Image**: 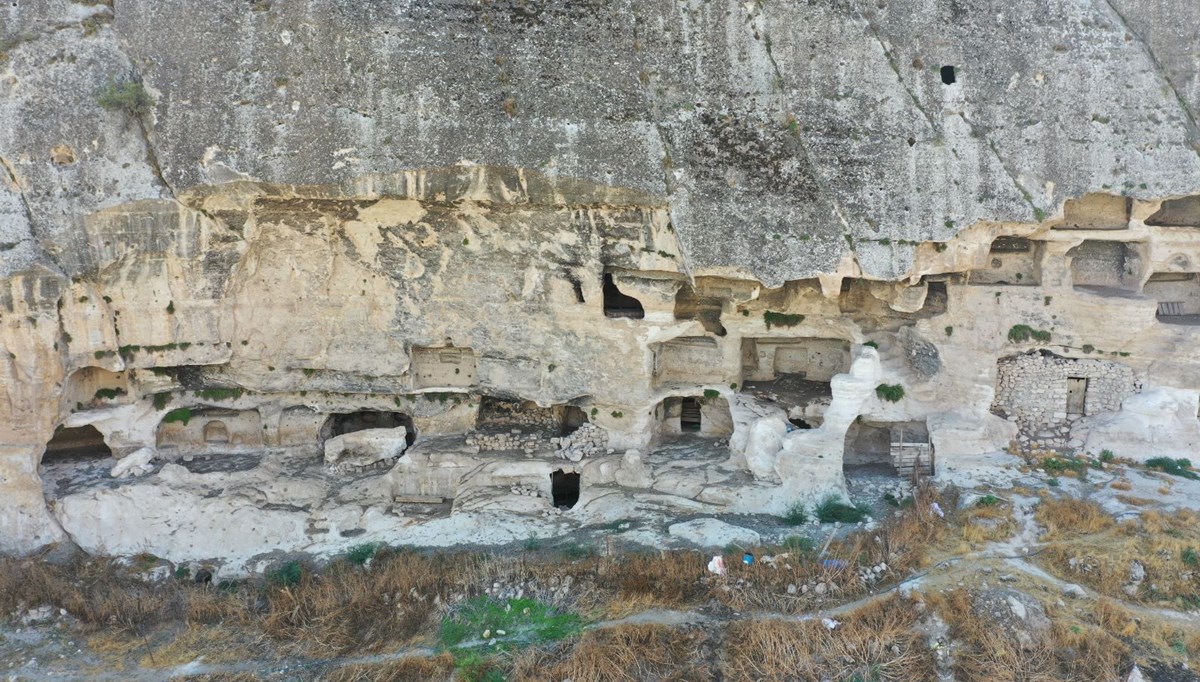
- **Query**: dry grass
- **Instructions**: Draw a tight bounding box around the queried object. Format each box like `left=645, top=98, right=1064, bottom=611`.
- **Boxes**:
left=927, top=589, right=1130, bottom=682
left=259, top=550, right=475, bottom=656
left=1039, top=509, right=1200, bottom=606
left=1110, top=479, right=1133, bottom=491
left=511, top=623, right=709, bottom=682
left=137, top=624, right=260, bottom=668
left=327, top=654, right=457, bottom=682
left=720, top=595, right=935, bottom=682
left=1035, top=497, right=1114, bottom=540
left=959, top=498, right=1017, bottom=544
left=1115, top=494, right=1154, bottom=506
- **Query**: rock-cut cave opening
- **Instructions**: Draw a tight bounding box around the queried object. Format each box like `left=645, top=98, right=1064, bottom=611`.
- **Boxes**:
left=550, top=469, right=580, bottom=509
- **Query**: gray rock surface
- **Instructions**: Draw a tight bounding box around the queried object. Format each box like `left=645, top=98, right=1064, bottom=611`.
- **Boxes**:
left=4, top=0, right=1200, bottom=283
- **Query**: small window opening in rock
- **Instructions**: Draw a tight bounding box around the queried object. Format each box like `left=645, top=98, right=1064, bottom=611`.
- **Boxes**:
left=788, top=417, right=812, bottom=429
left=680, top=397, right=702, bottom=432
left=42, top=424, right=111, bottom=464
left=602, top=273, right=645, bottom=319
left=550, top=469, right=580, bottom=509
left=323, top=411, right=416, bottom=446
left=571, top=279, right=586, bottom=303
left=940, top=65, right=957, bottom=85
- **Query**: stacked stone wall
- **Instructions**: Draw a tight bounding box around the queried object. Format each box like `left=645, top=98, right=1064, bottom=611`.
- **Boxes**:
left=993, top=353, right=1139, bottom=449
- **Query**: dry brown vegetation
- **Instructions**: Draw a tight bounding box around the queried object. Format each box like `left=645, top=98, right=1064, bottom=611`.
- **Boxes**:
left=1038, top=508, right=1200, bottom=607
left=721, top=596, right=935, bottom=682
left=1035, top=497, right=1115, bottom=539
left=510, top=623, right=710, bottom=681
left=5, top=484, right=1200, bottom=680
left=327, top=654, right=457, bottom=682
left=958, top=497, right=1017, bottom=544
left=926, top=589, right=1131, bottom=682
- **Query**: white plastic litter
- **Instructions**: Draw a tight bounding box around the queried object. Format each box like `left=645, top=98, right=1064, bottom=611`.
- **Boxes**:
left=821, top=618, right=841, bottom=630
left=707, top=555, right=726, bottom=575
left=930, top=502, right=945, bottom=518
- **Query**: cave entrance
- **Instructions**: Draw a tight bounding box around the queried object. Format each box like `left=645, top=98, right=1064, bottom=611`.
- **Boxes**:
left=42, top=425, right=112, bottom=463
left=560, top=405, right=589, bottom=436
left=322, top=411, right=416, bottom=447
left=844, top=421, right=933, bottom=478
left=602, top=273, right=645, bottom=319
left=550, top=469, right=580, bottom=509
left=680, top=397, right=703, bottom=432
left=843, top=422, right=895, bottom=475
left=1068, top=240, right=1143, bottom=293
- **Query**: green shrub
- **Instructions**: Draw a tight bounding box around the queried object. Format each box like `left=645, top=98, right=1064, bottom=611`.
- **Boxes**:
left=780, top=501, right=808, bottom=526
left=815, top=496, right=869, bottom=523
left=93, top=387, right=125, bottom=401
left=439, top=596, right=581, bottom=653
left=96, top=80, right=153, bottom=117
left=267, top=560, right=303, bottom=587
left=1183, top=547, right=1199, bottom=567
left=1007, top=324, right=1052, bottom=343
left=975, top=494, right=1001, bottom=507
left=152, top=392, right=171, bottom=410
left=703, top=388, right=720, bottom=400
left=782, top=535, right=816, bottom=553
left=522, top=536, right=541, bottom=552
left=195, top=387, right=244, bottom=401
left=863, top=340, right=879, bottom=349
left=161, top=407, right=191, bottom=425
left=558, top=543, right=596, bottom=560
left=1047, top=477, right=1060, bottom=487
left=1099, top=450, right=1115, bottom=463
left=345, top=542, right=380, bottom=566
left=763, top=310, right=804, bottom=330
left=1144, top=457, right=1199, bottom=480
left=875, top=383, right=905, bottom=402
left=944, top=326, right=953, bottom=337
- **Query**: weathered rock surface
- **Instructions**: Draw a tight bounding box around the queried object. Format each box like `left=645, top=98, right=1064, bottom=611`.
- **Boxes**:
left=4, top=0, right=1200, bottom=565
left=667, top=518, right=761, bottom=549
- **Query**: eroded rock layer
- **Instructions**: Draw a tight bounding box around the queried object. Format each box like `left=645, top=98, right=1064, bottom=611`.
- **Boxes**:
left=3, top=0, right=1200, bottom=569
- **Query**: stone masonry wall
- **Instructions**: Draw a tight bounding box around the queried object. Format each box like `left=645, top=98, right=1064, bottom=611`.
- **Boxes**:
left=993, top=353, right=1140, bottom=449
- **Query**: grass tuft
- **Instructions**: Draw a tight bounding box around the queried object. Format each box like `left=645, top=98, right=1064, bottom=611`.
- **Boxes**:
left=815, top=495, right=870, bottom=523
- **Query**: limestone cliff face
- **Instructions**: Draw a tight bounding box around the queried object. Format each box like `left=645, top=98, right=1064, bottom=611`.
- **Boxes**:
left=3, top=0, right=1200, bottom=559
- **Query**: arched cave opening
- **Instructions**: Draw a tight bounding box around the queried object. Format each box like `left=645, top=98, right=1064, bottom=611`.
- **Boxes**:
left=560, top=405, right=589, bottom=436
left=550, top=469, right=580, bottom=509
left=602, top=273, right=645, bottom=319
left=42, top=424, right=112, bottom=464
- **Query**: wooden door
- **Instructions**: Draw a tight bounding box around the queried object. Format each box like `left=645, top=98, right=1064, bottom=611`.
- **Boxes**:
left=1066, top=377, right=1088, bottom=415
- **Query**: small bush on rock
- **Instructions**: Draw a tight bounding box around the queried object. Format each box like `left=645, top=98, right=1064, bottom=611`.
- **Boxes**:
left=96, top=80, right=152, bottom=117
left=1144, top=457, right=1198, bottom=480
left=875, top=384, right=904, bottom=402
